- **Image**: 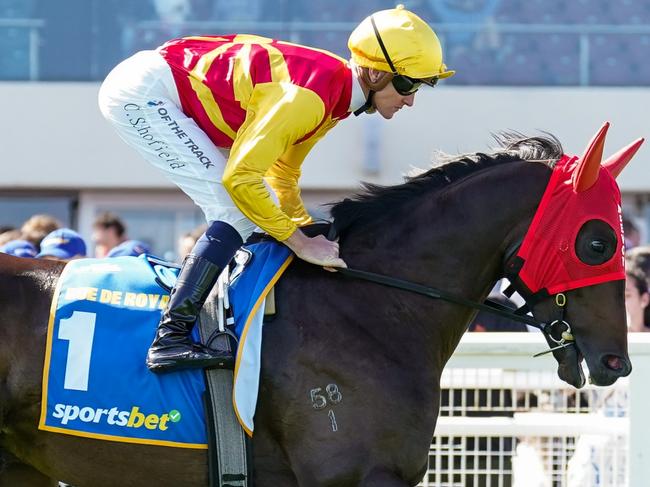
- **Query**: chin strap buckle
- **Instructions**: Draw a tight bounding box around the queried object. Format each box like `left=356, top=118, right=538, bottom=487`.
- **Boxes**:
left=534, top=293, right=575, bottom=357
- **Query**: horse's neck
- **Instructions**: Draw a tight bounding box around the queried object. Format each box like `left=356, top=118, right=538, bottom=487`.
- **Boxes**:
left=343, top=161, right=550, bottom=276
left=341, top=161, right=551, bottom=363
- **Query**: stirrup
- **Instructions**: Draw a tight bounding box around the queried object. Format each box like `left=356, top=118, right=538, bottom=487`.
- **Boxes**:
left=147, top=344, right=234, bottom=373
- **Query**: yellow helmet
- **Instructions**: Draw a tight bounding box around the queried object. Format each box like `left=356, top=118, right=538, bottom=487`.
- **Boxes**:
left=348, top=5, right=454, bottom=81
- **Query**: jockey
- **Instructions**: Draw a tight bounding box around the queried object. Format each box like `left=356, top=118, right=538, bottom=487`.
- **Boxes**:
left=98, top=5, right=454, bottom=373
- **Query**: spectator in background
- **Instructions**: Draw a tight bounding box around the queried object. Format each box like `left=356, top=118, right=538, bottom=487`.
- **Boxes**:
left=37, top=228, right=87, bottom=261
left=625, top=267, right=650, bottom=333
left=623, top=216, right=641, bottom=250
left=107, top=239, right=151, bottom=257
left=92, top=212, right=127, bottom=258
left=0, top=240, right=38, bottom=258
left=21, top=214, right=62, bottom=250
left=177, top=224, right=207, bottom=262
left=625, top=246, right=650, bottom=332
left=0, top=228, right=21, bottom=246
left=626, top=245, right=650, bottom=278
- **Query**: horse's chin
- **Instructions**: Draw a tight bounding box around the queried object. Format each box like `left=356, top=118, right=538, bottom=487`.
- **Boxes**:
left=556, top=346, right=586, bottom=389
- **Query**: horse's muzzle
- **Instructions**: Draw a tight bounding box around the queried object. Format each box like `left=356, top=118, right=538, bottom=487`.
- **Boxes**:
left=601, top=353, right=632, bottom=377
left=587, top=353, right=632, bottom=386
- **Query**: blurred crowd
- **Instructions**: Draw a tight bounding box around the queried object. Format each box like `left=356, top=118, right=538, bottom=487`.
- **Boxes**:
left=0, top=212, right=205, bottom=264
left=1, top=211, right=649, bottom=333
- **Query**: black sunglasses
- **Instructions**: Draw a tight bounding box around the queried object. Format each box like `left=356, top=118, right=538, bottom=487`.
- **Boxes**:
left=370, top=15, right=438, bottom=96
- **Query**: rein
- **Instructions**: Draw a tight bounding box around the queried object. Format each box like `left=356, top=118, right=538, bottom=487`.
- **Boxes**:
left=335, top=266, right=575, bottom=357
left=337, top=267, right=543, bottom=329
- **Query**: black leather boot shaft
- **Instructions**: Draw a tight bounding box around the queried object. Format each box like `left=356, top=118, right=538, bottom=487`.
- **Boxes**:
left=146, top=254, right=234, bottom=373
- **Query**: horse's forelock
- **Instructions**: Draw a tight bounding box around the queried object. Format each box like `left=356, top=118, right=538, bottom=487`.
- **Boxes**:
left=330, top=133, right=563, bottom=233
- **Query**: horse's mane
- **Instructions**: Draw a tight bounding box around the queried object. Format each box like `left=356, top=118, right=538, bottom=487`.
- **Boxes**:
left=330, top=133, right=563, bottom=233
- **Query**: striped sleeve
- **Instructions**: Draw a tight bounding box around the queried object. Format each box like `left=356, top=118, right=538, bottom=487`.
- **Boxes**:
left=222, top=82, right=326, bottom=240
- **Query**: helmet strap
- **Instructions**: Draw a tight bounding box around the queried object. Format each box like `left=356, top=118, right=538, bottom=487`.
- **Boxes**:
left=354, top=91, right=375, bottom=116
left=354, top=67, right=391, bottom=116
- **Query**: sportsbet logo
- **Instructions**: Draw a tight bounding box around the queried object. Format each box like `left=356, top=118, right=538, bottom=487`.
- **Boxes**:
left=52, top=404, right=181, bottom=431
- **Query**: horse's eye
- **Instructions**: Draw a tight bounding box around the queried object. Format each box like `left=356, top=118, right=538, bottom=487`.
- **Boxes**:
left=590, top=240, right=606, bottom=253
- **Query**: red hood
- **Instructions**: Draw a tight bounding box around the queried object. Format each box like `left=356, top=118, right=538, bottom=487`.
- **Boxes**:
left=516, top=153, right=625, bottom=295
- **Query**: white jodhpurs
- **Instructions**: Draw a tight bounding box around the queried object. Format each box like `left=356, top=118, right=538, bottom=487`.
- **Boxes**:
left=98, top=50, right=260, bottom=240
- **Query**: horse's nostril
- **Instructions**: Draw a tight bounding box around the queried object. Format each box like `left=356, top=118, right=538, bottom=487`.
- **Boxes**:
left=603, top=354, right=624, bottom=371
left=608, top=356, right=622, bottom=370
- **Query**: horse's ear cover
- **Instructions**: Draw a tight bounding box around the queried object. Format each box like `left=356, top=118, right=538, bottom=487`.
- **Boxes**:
left=572, top=122, right=609, bottom=193
left=514, top=122, right=644, bottom=296
left=602, top=137, right=645, bottom=178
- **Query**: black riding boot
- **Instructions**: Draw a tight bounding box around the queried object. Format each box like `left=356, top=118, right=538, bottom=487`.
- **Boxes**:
left=146, top=253, right=234, bottom=373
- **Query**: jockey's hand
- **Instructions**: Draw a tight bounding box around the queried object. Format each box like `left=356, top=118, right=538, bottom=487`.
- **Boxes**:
left=285, top=231, right=347, bottom=269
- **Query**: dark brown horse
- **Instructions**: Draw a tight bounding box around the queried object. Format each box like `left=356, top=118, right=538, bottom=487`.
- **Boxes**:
left=0, top=132, right=636, bottom=486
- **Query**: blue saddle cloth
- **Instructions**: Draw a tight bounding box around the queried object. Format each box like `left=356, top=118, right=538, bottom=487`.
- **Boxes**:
left=39, top=243, right=293, bottom=447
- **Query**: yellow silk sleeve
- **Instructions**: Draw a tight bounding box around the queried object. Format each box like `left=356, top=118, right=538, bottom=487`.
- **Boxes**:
left=264, top=136, right=325, bottom=228
left=223, top=82, right=326, bottom=241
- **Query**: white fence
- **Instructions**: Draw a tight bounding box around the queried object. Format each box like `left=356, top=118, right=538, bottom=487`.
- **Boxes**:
left=419, top=333, right=650, bottom=487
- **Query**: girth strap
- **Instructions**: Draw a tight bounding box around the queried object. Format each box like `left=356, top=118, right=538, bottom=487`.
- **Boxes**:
left=198, top=283, right=251, bottom=487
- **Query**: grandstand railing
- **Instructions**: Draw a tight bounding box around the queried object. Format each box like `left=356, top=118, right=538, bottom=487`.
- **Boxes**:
left=131, top=20, right=650, bottom=86
left=0, top=18, right=44, bottom=81
left=418, top=333, right=650, bottom=486
left=1, top=17, right=648, bottom=84
left=435, top=23, right=650, bottom=86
